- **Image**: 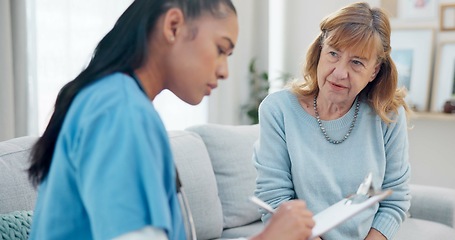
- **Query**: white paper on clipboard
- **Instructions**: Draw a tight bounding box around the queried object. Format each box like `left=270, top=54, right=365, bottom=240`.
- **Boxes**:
left=309, top=190, right=392, bottom=239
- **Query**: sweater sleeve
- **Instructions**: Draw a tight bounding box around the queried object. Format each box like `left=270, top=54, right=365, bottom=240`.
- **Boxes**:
left=372, top=106, right=411, bottom=239
left=253, top=94, right=295, bottom=222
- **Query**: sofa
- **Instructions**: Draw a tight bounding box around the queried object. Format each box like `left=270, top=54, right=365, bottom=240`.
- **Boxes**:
left=1, top=123, right=455, bottom=239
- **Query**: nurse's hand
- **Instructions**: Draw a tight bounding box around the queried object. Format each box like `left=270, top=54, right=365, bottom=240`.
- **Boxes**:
left=250, top=200, right=315, bottom=240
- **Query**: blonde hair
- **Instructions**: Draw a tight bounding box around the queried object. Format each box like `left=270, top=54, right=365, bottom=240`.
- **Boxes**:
left=290, top=2, right=410, bottom=124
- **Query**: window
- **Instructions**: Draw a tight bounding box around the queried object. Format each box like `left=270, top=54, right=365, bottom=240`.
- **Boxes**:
left=32, top=0, right=207, bottom=134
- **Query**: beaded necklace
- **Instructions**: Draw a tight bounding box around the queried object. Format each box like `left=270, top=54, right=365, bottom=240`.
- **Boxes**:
left=313, top=94, right=360, bottom=144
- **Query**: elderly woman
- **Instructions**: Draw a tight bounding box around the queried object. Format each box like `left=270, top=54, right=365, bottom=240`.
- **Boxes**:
left=254, top=2, right=411, bottom=240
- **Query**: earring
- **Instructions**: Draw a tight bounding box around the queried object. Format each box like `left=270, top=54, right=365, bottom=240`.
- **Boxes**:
left=169, top=36, right=175, bottom=42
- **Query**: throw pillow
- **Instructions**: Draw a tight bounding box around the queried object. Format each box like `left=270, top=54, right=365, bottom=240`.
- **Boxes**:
left=0, top=211, right=33, bottom=240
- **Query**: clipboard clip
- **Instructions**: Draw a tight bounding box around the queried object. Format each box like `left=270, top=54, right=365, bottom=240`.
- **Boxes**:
left=344, top=172, right=377, bottom=205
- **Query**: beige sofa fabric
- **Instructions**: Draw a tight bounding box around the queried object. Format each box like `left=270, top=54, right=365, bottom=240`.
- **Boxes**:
left=0, top=136, right=37, bottom=214
left=187, top=124, right=262, bottom=229
left=169, top=131, right=224, bottom=239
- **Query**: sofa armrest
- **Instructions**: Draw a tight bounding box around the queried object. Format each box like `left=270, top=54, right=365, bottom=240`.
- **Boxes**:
left=409, top=184, right=455, bottom=228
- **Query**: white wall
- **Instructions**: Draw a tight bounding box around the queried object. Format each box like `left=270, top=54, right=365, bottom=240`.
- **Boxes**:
left=208, top=0, right=269, bottom=125
left=408, top=115, right=455, bottom=189
left=278, top=0, right=369, bottom=79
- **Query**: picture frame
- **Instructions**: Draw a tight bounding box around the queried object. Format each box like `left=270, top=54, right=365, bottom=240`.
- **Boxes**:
left=431, top=42, right=455, bottom=112
left=399, top=0, right=437, bottom=20
left=380, top=0, right=398, bottom=18
left=440, top=4, right=455, bottom=31
left=390, top=28, right=434, bottom=112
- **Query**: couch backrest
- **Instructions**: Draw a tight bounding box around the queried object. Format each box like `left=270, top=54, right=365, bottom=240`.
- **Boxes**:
left=0, top=132, right=225, bottom=239
left=168, top=130, right=224, bottom=240
left=186, top=124, right=262, bottom=229
left=0, top=124, right=262, bottom=240
left=0, top=136, right=38, bottom=214
left=169, top=124, right=262, bottom=239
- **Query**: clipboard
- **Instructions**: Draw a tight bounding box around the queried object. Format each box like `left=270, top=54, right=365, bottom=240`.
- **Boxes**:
left=309, top=189, right=392, bottom=239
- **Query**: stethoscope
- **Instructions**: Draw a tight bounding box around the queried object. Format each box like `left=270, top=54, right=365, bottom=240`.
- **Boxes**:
left=176, top=170, right=197, bottom=240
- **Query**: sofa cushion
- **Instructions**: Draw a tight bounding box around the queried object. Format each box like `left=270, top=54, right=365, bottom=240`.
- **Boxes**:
left=408, top=184, right=455, bottom=227
left=0, top=136, right=37, bottom=214
left=395, top=218, right=455, bottom=239
left=0, top=210, right=33, bottom=240
left=220, top=220, right=264, bottom=239
left=168, top=131, right=223, bottom=240
left=186, top=124, right=261, bottom=229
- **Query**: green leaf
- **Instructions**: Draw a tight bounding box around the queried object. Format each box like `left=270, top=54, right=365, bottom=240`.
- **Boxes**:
left=261, top=72, right=268, bottom=81
left=249, top=58, right=257, bottom=73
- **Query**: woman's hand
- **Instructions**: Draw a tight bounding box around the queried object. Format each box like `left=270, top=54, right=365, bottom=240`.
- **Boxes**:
left=364, top=228, right=386, bottom=240
left=250, top=200, right=315, bottom=240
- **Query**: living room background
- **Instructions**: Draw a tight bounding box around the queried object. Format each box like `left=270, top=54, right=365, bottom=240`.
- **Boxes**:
left=1, top=0, right=455, bottom=141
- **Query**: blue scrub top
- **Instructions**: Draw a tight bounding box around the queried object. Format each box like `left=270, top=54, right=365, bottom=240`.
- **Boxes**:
left=29, top=73, right=185, bottom=240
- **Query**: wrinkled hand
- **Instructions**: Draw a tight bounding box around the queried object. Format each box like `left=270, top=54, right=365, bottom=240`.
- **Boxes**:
left=250, top=200, right=315, bottom=240
left=364, top=228, right=386, bottom=240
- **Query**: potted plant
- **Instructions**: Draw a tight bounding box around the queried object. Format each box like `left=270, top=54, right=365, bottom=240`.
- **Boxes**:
left=242, top=58, right=291, bottom=124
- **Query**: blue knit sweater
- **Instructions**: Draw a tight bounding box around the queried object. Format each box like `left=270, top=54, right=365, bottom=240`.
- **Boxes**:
left=253, top=89, right=411, bottom=240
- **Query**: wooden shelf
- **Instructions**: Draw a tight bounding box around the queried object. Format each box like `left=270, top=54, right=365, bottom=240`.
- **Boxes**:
left=411, top=112, right=455, bottom=121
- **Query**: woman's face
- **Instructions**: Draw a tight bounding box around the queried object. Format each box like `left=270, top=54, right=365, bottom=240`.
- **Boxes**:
left=165, top=10, right=239, bottom=105
left=316, top=42, right=380, bottom=105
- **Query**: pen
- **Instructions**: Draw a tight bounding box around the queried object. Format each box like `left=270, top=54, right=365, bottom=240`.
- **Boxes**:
left=249, top=196, right=276, bottom=214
